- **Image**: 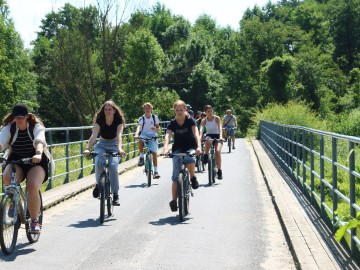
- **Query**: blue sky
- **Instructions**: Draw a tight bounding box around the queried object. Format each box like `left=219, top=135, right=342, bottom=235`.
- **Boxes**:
left=7, top=0, right=272, bottom=48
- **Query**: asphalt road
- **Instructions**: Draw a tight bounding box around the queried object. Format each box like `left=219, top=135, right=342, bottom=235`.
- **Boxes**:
left=0, top=139, right=295, bottom=269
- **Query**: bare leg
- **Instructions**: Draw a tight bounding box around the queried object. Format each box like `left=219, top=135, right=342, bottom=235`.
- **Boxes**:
left=26, top=166, right=45, bottom=220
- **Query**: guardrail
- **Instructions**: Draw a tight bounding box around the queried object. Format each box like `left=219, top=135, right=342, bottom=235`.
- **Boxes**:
left=1, top=121, right=170, bottom=193
left=260, top=120, right=360, bottom=261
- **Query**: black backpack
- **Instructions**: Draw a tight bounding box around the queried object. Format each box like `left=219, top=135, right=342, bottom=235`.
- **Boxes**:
left=9, top=122, right=35, bottom=145
left=141, top=114, right=156, bottom=130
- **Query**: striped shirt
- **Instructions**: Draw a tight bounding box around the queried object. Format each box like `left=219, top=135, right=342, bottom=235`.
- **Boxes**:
left=11, top=129, right=35, bottom=158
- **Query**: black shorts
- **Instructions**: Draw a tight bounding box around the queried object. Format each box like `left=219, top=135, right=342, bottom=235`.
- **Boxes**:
left=206, top=134, right=220, bottom=139
left=8, top=153, right=49, bottom=183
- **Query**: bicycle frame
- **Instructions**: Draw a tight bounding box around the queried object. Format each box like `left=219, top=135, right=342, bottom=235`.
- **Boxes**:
left=139, top=136, right=157, bottom=187
left=203, top=138, right=223, bottom=186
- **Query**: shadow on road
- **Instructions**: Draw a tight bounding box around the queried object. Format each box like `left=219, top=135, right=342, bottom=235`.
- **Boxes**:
left=149, top=216, right=192, bottom=226
left=68, top=217, right=115, bottom=228
left=0, top=242, right=36, bottom=261
left=125, top=183, right=159, bottom=188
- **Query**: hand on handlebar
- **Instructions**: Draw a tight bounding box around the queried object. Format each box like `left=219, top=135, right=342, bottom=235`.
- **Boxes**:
left=83, top=149, right=91, bottom=157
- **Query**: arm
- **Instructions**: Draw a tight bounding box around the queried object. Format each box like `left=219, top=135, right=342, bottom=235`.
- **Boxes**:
left=192, top=125, right=201, bottom=155
left=235, top=116, right=238, bottom=128
left=164, top=129, right=172, bottom=154
left=117, top=124, right=126, bottom=156
left=199, top=119, right=205, bottom=138
left=83, top=124, right=100, bottom=156
left=0, top=125, right=11, bottom=151
left=216, top=116, right=223, bottom=140
left=134, top=125, right=141, bottom=138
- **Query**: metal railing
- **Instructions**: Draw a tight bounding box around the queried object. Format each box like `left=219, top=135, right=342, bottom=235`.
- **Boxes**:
left=260, top=120, right=360, bottom=261
left=1, top=121, right=170, bottom=193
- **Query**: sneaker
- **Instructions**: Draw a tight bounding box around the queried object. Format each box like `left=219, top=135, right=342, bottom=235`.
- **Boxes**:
left=191, top=176, right=199, bottom=189
left=154, top=172, right=160, bottom=179
left=202, top=154, right=209, bottom=165
left=232, top=145, right=235, bottom=149
left=217, top=170, right=223, bottom=180
left=30, top=219, right=41, bottom=234
left=113, top=193, right=120, bottom=206
left=92, top=185, right=99, bottom=198
left=169, top=200, right=177, bottom=212
left=138, top=157, right=144, bottom=166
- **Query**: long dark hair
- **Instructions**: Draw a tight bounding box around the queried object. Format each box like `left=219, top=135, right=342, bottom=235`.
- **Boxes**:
left=93, top=100, right=126, bottom=126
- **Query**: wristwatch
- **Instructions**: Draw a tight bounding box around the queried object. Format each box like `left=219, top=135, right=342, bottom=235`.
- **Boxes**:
left=36, top=150, right=42, bottom=155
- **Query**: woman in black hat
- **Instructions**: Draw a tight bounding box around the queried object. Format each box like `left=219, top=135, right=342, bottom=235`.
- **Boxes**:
left=0, top=103, right=53, bottom=234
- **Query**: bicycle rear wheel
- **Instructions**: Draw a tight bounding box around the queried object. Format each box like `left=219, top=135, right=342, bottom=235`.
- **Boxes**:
left=146, top=154, right=152, bottom=187
left=0, top=194, right=20, bottom=255
left=208, top=157, right=213, bottom=186
left=184, top=173, right=190, bottom=215
left=26, top=191, right=43, bottom=243
left=177, top=173, right=185, bottom=222
left=99, top=174, right=106, bottom=224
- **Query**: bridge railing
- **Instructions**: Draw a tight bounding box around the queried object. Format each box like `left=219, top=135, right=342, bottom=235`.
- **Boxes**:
left=260, top=120, right=360, bottom=260
left=1, top=121, right=170, bottom=193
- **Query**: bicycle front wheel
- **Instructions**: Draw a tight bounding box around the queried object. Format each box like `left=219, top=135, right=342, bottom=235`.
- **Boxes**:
left=26, top=191, right=43, bottom=243
left=106, top=180, right=113, bottom=217
left=208, top=157, right=213, bottom=186
left=0, top=194, right=20, bottom=255
left=177, top=173, right=185, bottom=222
left=228, top=137, right=231, bottom=153
left=99, top=174, right=106, bottom=224
left=146, top=154, right=152, bottom=187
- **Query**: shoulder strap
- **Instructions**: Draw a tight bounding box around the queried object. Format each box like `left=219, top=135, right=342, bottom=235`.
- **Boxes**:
left=142, top=114, right=157, bottom=130
left=224, top=115, right=233, bottom=127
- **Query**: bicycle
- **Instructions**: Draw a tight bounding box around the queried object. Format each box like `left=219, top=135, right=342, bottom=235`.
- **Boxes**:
left=203, top=138, right=223, bottom=186
left=224, top=127, right=236, bottom=153
left=91, top=152, right=121, bottom=224
left=168, top=151, right=194, bottom=222
left=195, top=140, right=205, bottom=173
left=138, top=136, right=158, bottom=187
left=0, top=157, right=43, bottom=255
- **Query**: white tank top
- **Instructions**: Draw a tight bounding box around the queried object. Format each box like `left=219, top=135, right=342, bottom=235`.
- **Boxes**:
left=205, top=117, right=219, bottom=134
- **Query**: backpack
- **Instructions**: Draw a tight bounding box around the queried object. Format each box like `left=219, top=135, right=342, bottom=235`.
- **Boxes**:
left=10, top=122, right=35, bottom=145
left=141, top=114, right=156, bottom=131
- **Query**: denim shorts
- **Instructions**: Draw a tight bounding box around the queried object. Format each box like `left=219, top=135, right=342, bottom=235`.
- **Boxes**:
left=171, top=149, right=196, bottom=181
left=139, top=132, right=158, bottom=153
left=225, top=125, right=236, bottom=136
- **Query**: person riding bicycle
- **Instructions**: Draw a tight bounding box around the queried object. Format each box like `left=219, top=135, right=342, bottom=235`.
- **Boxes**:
left=0, top=103, right=54, bottom=233
left=83, top=100, right=126, bottom=206
left=199, top=105, right=224, bottom=179
left=164, top=100, right=201, bottom=212
left=134, top=102, right=161, bottom=179
left=223, top=109, right=237, bottom=150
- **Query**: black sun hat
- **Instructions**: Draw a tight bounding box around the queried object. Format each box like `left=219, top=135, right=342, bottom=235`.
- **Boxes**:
left=12, top=103, right=29, bottom=117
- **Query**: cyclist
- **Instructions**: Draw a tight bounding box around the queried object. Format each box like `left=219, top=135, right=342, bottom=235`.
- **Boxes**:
left=0, top=103, right=54, bottom=233
left=83, top=100, right=126, bottom=206
left=134, top=102, right=161, bottom=179
left=199, top=105, right=224, bottom=179
left=223, top=109, right=237, bottom=149
left=164, top=100, right=201, bottom=212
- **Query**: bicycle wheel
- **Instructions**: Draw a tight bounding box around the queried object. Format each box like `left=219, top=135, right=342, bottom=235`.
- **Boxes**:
left=228, top=137, right=231, bottom=153
left=184, top=173, right=190, bottom=215
left=0, top=194, right=20, bottom=255
left=212, top=155, right=216, bottom=184
left=208, top=157, right=213, bottom=186
left=146, top=154, right=152, bottom=187
left=26, top=191, right=43, bottom=243
left=106, top=180, right=113, bottom=217
left=99, top=174, right=106, bottom=224
left=177, top=173, right=185, bottom=222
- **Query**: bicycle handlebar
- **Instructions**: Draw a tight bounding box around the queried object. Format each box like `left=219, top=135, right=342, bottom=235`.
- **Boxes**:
left=201, top=138, right=225, bottom=143
left=0, top=157, right=34, bottom=165
left=137, top=136, right=158, bottom=142
left=90, top=152, right=122, bottom=158
left=166, top=152, right=196, bottom=158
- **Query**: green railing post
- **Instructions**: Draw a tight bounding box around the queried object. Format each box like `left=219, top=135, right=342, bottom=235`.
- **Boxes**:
left=302, top=129, right=307, bottom=193
left=80, top=129, right=84, bottom=179
left=332, top=137, right=338, bottom=233
left=296, top=128, right=300, bottom=186
left=349, top=141, right=356, bottom=257
left=320, top=135, right=325, bottom=218
left=65, top=130, right=69, bottom=184
left=47, top=130, right=53, bottom=190
left=291, top=129, right=295, bottom=182
left=310, top=133, right=315, bottom=205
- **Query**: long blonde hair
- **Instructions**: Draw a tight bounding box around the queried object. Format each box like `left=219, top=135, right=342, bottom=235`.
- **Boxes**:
left=93, top=100, right=126, bottom=126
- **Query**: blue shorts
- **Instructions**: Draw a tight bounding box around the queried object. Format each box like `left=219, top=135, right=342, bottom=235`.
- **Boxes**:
left=171, top=149, right=196, bottom=181
left=224, top=126, right=236, bottom=136
left=140, top=132, right=158, bottom=153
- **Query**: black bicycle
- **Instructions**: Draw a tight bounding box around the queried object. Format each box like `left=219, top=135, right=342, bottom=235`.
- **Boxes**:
left=168, top=151, right=194, bottom=222
left=195, top=140, right=205, bottom=173
left=138, top=136, right=158, bottom=187
left=0, top=158, right=43, bottom=255
left=225, top=127, right=236, bottom=153
left=203, top=138, right=223, bottom=186
left=91, top=152, right=121, bottom=224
